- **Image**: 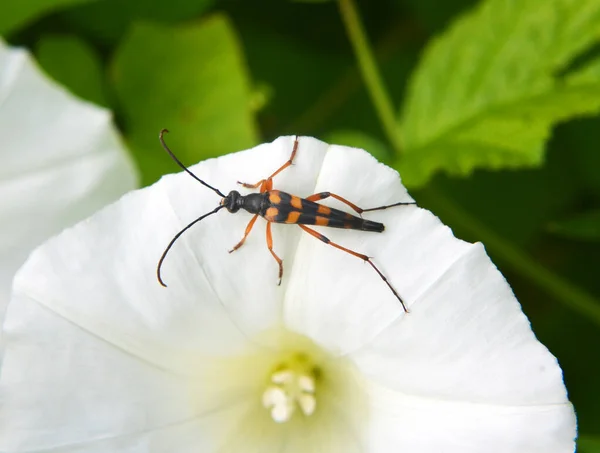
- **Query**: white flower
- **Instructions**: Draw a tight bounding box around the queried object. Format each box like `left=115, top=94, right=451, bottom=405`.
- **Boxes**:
left=0, top=40, right=137, bottom=335
left=0, top=136, right=575, bottom=452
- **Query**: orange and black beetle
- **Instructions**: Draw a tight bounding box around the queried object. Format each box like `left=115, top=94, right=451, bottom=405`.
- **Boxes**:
left=157, top=131, right=415, bottom=312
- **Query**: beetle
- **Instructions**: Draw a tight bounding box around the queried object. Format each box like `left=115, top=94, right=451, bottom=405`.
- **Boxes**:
left=156, top=130, right=415, bottom=312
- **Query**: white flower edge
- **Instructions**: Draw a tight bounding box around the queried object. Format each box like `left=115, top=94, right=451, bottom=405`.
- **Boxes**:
left=0, top=136, right=575, bottom=452
left=0, top=38, right=138, bottom=328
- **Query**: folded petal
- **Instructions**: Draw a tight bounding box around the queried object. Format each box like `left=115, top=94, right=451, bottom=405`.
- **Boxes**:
left=350, top=244, right=570, bottom=406
left=0, top=295, right=197, bottom=451
left=363, top=382, right=576, bottom=453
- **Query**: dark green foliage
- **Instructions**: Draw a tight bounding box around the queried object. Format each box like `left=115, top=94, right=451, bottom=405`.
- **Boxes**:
left=36, top=34, right=108, bottom=106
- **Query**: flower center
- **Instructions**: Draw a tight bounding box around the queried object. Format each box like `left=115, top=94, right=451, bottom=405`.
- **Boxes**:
left=261, top=353, right=320, bottom=423
left=186, top=329, right=367, bottom=450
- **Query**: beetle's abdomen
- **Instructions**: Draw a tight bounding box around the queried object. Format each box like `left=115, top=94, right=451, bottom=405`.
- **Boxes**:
left=263, top=190, right=384, bottom=232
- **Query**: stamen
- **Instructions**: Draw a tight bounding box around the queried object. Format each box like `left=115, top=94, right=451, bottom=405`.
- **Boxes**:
left=298, top=374, right=315, bottom=393
left=297, top=393, right=316, bottom=416
left=262, top=361, right=319, bottom=423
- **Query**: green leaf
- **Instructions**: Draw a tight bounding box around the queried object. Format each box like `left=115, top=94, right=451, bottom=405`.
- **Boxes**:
left=325, top=130, right=391, bottom=162
left=548, top=209, right=600, bottom=242
left=579, top=436, right=600, bottom=453
left=36, top=35, right=108, bottom=107
left=398, top=0, right=600, bottom=188
left=63, top=0, right=215, bottom=45
left=111, top=15, right=259, bottom=185
left=0, top=0, right=94, bottom=36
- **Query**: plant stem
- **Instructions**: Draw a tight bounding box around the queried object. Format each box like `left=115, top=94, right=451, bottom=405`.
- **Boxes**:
left=420, top=187, right=600, bottom=326
left=338, top=0, right=403, bottom=155
left=284, top=19, right=419, bottom=137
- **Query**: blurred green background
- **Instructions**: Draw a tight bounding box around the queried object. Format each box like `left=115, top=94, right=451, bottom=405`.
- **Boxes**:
left=3, top=0, right=599, bottom=449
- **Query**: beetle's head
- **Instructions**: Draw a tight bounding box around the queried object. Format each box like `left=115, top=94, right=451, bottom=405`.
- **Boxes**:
left=221, top=190, right=243, bottom=213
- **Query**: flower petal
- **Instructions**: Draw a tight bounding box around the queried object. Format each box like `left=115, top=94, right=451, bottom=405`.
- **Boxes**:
left=284, top=144, right=471, bottom=354
left=0, top=294, right=197, bottom=451
left=282, top=144, right=573, bottom=442
left=350, top=244, right=570, bottom=406
left=7, top=137, right=327, bottom=373
left=0, top=39, right=137, bottom=325
left=363, top=381, right=576, bottom=453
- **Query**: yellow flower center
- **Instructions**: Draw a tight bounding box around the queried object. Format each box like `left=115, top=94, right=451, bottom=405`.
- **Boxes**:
left=262, top=353, right=319, bottom=422
left=186, top=328, right=367, bottom=451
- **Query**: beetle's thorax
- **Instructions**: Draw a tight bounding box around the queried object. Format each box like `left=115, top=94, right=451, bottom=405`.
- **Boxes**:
left=221, top=190, right=269, bottom=215
left=241, top=192, right=270, bottom=215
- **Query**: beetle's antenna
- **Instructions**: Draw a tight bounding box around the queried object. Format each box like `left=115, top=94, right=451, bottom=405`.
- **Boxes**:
left=157, top=205, right=225, bottom=287
left=159, top=129, right=226, bottom=198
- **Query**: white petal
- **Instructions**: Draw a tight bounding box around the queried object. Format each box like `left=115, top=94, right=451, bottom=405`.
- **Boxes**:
left=363, top=381, right=576, bottom=453
left=9, top=183, right=248, bottom=372
left=7, top=137, right=327, bottom=374
left=2, top=389, right=245, bottom=453
left=0, top=295, right=198, bottom=451
left=350, top=244, right=570, bottom=406
left=284, top=144, right=471, bottom=354
left=1, top=294, right=282, bottom=453
left=0, top=39, right=137, bottom=326
left=282, top=144, right=574, bottom=446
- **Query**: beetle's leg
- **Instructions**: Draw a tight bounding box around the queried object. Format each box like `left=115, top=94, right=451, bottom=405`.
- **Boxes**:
left=298, top=224, right=408, bottom=312
left=267, top=135, right=299, bottom=180
left=229, top=214, right=259, bottom=253
left=238, top=179, right=265, bottom=189
left=361, top=201, right=416, bottom=213
left=266, top=222, right=283, bottom=285
left=305, top=192, right=364, bottom=214
left=238, top=136, right=299, bottom=192
left=305, top=192, right=416, bottom=215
